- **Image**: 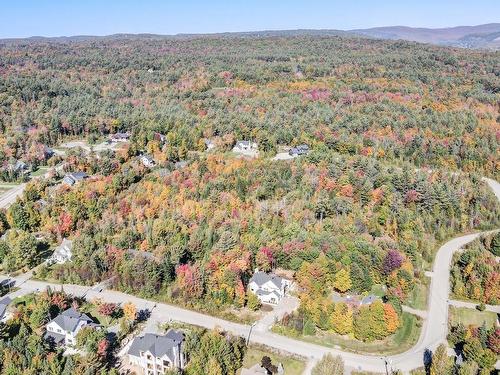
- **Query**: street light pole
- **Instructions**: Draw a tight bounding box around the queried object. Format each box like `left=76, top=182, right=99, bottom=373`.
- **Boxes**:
left=246, top=322, right=257, bottom=346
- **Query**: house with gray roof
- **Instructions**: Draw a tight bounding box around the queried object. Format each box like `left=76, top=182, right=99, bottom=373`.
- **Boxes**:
left=127, top=330, right=185, bottom=374
left=63, top=171, right=88, bottom=186
left=0, top=297, right=12, bottom=323
left=248, top=270, right=291, bottom=304
left=44, top=307, right=99, bottom=347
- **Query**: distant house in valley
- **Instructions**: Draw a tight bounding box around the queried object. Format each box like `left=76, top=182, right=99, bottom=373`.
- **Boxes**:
left=204, top=138, right=216, bottom=151
left=48, top=238, right=73, bottom=265
left=44, top=307, right=99, bottom=347
left=288, top=144, right=310, bottom=157
left=154, top=133, right=167, bottom=144
left=127, top=330, right=186, bottom=374
left=140, top=154, right=156, bottom=168
left=109, top=132, right=131, bottom=143
left=248, top=270, right=291, bottom=304
left=62, top=171, right=88, bottom=186
left=0, top=297, right=12, bottom=323
left=232, top=140, right=258, bottom=157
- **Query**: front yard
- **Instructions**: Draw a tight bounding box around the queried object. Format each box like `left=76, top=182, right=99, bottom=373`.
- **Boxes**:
left=272, top=312, right=422, bottom=355
left=237, top=345, right=306, bottom=375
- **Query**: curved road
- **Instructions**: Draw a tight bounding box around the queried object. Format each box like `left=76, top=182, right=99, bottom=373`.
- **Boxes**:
left=1, top=178, right=499, bottom=373
left=0, top=183, right=26, bottom=209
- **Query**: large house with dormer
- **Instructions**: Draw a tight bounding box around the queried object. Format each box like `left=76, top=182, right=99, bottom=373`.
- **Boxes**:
left=248, top=270, right=291, bottom=304
left=127, top=330, right=185, bottom=375
left=232, top=140, right=258, bottom=156
left=44, top=307, right=99, bottom=347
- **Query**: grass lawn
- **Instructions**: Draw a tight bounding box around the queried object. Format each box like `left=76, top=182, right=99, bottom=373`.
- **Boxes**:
left=238, top=346, right=306, bottom=375
left=273, top=312, right=421, bottom=355
left=30, top=166, right=49, bottom=177
left=407, top=278, right=429, bottom=310
left=449, top=306, right=498, bottom=328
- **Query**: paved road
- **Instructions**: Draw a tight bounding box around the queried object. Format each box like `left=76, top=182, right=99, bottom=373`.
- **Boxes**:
left=449, top=299, right=500, bottom=314
left=1, top=177, right=499, bottom=374
left=0, top=183, right=26, bottom=209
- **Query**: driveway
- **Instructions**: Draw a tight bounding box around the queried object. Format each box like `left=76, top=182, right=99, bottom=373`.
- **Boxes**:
left=255, top=296, right=300, bottom=332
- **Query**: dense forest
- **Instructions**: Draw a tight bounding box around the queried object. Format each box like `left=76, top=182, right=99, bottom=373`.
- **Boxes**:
left=0, top=35, right=499, bottom=177
left=0, top=34, right=499, bottom=356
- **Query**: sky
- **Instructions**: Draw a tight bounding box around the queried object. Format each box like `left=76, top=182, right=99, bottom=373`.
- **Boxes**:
left=1, top=0, right=499, bottom=38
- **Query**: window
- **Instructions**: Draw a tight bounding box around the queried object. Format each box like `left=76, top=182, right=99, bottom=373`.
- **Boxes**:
left=163, top=360, right=170, bottom=367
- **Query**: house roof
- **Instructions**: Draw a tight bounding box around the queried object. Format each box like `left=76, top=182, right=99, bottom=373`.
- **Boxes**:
left=0, top=297, right=12, bottom=318
left=128, top=330, right=184, bottom=359
left=250, top=271, right=284, bottom=289
left=361, top=294, right=380, bottom=305
left=44, top=330, right=66, bottom=344
left=241, top=364, right=269, bottom=375
left=50, top=307, right=94, bottom=333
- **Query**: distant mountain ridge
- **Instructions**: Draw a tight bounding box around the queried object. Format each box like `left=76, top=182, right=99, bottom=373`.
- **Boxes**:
left=1, top=23, right=499, bottom=50
left=351, top=23, right=500, bottom=49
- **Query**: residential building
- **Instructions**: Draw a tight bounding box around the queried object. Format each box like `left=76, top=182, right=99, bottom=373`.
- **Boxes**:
left=248, top=270, right=291, bottom=304
left=48, top=238, right=73, bottom=265
left=288, top=144, right=310, bottom=157
left=0, top=297, right=12, bottom=323
left=127, top=330, right=185, bottom=375
left=140, top=154, right=156, bottom=168
left=44, top=307, right=99, bottom=347
left=204, top=138, right=215, bottom=151
left=63, top=171, right=88, bottom=186
left=109, top=132, right=131, bottom=143
left=232, top=140, right=258, bottom=155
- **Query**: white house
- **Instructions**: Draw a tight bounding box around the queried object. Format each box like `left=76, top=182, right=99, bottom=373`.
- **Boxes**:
left=204, top=139, right=216, bottom=151
left=140, top=154, right=156, bottom=168
left=127, top=330, right=185, bottom=375
left=44, top=307, right=99, bottom=347
left=48, top=238, right=73, bottom=265
left=248, top=271, right=291, bottom=304
left=0, top=297, right=12, bottom=323
left=232, top=140, right=258, bottom=156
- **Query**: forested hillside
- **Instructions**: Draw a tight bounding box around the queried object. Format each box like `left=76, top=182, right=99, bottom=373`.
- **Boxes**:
left=0, top=35, right=498, bottom=177
left=0, top=34, right=499, bottom=353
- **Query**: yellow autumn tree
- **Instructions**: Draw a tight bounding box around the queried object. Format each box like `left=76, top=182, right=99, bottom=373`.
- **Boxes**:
left=333, top=268, right=352, bottom=293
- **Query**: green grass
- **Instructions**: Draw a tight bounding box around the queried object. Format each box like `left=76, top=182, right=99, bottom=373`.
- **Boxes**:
left=30, top=166, right=49, bottom=177
left=449, top=306, right=498, bottom=328
left=370, top=284, right=387, bottom=297
left=273, top=312, right=421, bottom=355
left=238, top=346, right=306, bottom=375
left=407, top=278, right=429, bottom=310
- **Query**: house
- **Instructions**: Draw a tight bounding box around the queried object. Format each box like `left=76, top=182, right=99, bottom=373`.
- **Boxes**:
left=204, top=139, right=215, bottom=151
left=140, top=154, right=156, bottom=168
left=109, top=132, right=131, bottom=143
left=288, top=144, right=310, bottom=157
left=232, top=140, right=258, bottom=156
left=63, top=172, right=88, bottom=186
left=331, top=292, right=380, bottom=308
left=48, top=238, right=73, bottom=265
left=248, top=270, right=291, bottom=304
left=154, top=133, right=167, bottom=144
left=0, top=297, right=12, bottom=323
left=360, top=294, right=381, bottom=306
left=6, top=159, right=29, bottom=175
left=44, top=307, right=99, bottom=347
left=127, top=330, right=185, bottom=375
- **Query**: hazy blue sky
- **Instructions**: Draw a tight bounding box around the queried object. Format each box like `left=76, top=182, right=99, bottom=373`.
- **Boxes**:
left=1, top=0, right=499, bottom=38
